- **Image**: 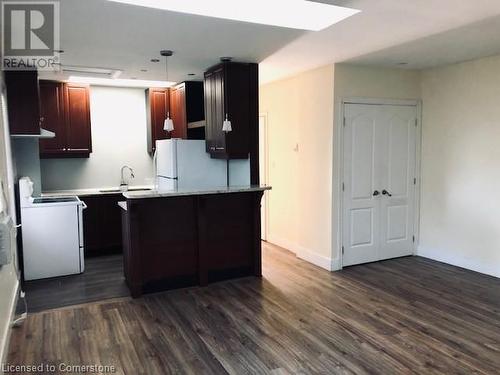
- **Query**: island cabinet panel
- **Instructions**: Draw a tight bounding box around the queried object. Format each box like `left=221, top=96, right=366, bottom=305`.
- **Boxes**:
left=5, top=71, right=41, bottom=135
left=204, top=62, right=258, bottom=160
left=198, top=193, right=255, bottom=282
left=122, top=190, right=264, bottom=297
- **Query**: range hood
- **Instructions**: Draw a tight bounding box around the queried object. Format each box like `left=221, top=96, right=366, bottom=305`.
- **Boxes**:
left=11, top=128, right=56, bottom=139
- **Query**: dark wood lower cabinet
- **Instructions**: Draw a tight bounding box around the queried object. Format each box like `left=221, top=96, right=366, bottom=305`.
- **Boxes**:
left=82, top=194, right=123, bottom=256
left=122, top=191, right=263, bottom=297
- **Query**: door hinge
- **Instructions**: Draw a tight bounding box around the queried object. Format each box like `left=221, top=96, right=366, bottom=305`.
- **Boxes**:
left=413, top=177, right=417, bottom=185
left=342, top=246, right=344, bottom=255
left=412, top=236, right=415, bottom=243
left=342, top=182, right=345, bottom=192
left=343, top=117, right=346, bottom=127
left=415, top=118, right=418, bottom=127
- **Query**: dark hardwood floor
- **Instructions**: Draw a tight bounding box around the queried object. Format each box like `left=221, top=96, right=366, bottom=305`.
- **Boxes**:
left=8, top=243, right=500, bottom=374
left=22, top=255, right=129, bottom=312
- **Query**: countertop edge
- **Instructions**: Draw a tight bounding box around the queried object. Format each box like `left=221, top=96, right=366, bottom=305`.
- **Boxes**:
left=123, top=186, right=271, bottom=199
left=42, top=185, right=155, bottom=198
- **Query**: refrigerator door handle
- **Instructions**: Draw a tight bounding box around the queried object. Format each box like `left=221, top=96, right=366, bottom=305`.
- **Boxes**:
left=157, top=175, right=178, bottom=180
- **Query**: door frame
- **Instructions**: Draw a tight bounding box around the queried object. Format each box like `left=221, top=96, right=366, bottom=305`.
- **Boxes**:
left=334, top=97, right=422, bottom=270
left=259, top=113, right=270, bottom=241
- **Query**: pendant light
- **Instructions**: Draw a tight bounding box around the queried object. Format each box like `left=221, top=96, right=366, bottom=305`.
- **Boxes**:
left=161, top=50, right=174, bottom=133
left=222, top=114, right=232, bottom=132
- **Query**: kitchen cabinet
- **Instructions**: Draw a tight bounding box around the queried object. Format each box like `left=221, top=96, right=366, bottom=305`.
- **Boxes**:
left=204, top=62, right=258, bottom=160
left=83, top=193, right=123, bottom=256
left=39, top=81, right=65, bottom=155
left=170, top=81, right=205, bottom=140
left=39, top=82, right=92, bottom=158
left=146, top=88, right=175, bottom=154
left=121, top=189, right=265, bottom=297
left=4, top=71, right=41, bottom=135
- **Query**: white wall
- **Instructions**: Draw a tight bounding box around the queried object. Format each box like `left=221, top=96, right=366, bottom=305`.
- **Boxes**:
left=419, top=55, right=500, bottom=277
left=0, top=76, right=20, bottom=363
left=333, top=64, right=422, bottom=262
left=41, top=86, right=154, bottom=191
left=11, top=138, right=42, bottom=196
left=260, top=65, right=335, bottom=270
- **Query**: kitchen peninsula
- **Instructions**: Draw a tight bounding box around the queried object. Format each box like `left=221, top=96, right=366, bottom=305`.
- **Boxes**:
left=120, top=185, right=270, bottom=297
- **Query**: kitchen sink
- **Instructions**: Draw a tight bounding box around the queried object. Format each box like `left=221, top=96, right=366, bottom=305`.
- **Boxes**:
left=99, top=187, right=152, bottom=193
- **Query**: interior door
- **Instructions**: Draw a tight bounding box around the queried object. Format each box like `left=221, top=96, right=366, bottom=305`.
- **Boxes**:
left=343, top=103, right=417, bottom=267
left=343, top=104, right=382, bottom=266
left=378, top=106, right=417, bottom=260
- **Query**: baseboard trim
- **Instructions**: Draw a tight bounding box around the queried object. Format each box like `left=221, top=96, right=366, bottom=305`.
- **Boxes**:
left=417, top=246, right=500, bottom=279
left=0, top=280, right=19, bottom=364
left=267, top=234, right=335, bottom=272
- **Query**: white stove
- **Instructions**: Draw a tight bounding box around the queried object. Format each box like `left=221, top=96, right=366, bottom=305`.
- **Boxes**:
left=19, top=177, right=87, bottom=281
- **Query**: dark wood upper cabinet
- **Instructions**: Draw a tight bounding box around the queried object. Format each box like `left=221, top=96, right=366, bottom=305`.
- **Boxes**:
left=146, top=88, right=171, bottom=154
left=170, top=81, right=205, bottom=140
left=204, top=62, right=258, bottom=159
left=64, top=83, right=92, bottom=155
left=39, top=81, right=65, bottom=155
left=169, top=84, right=187, bottom=140
left=4, top=71, right=41, bottom=135
left=39, top=82, right=92, bottom=158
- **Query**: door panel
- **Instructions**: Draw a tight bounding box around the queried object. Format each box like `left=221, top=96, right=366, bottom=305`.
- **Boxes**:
left=343, top=103, right=417, bottom=267
left=343, top=105, right=380, bottom=266
left=379, top=106, right=416, bottom=260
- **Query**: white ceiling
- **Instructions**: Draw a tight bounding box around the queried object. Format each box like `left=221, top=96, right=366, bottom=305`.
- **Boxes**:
left=345, top=15, right=500, bottom=70
left=40, top=0, right=500, bottom=84
left=40, top=0, right=304, bottom=82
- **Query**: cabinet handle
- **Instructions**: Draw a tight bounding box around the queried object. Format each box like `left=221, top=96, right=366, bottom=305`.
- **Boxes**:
left=382, top=189, right=392, bottom=197
left=216, top=147, right=225, bottom=150
left=210, top=147, right=215, bottom=151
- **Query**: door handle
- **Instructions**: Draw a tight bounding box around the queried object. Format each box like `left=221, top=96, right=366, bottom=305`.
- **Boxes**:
left=382, top=189, right=392, bottom=197
left=373, top=190, right=380, bottom=196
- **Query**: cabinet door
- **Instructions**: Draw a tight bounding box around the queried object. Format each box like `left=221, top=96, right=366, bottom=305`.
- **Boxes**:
left=213, top=67, right=226, bottom=153
left=147, top=88, right=170, bottom=153
left=64, top=83, right=92, bottom=155
left=39, top=81, right=66, bottom=156
left=170, top=84, right=187, bottom=139
left=5, top=71, right=41, bottom=135
left=204, top=72, right=215, bottom=153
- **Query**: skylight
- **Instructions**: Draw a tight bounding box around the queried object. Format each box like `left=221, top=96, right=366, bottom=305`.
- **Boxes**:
left=106, top=0, right=360, bottom=31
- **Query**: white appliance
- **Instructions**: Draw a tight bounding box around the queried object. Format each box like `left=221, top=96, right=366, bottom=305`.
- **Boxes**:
left=19, top=177, right=87, bottom=281
left=154, top=139, right=250, bottom=191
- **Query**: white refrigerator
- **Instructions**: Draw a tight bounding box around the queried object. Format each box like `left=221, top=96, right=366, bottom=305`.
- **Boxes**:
left=155, top=139, right=250, bottom=191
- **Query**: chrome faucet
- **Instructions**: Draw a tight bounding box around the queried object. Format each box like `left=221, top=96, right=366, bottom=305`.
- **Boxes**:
left=120, top=165, right=135, bottom=189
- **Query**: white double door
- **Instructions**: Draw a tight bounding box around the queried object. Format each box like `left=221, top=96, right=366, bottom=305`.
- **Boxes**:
left=343, top=103, right=417, bottom=267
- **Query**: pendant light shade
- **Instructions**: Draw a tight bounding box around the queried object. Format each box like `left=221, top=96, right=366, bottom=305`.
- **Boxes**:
left=164, top=112, right=174, bottom=132
left=222, top=113, right=232, bottom=132
left=161, top=50, right=175, bottom=133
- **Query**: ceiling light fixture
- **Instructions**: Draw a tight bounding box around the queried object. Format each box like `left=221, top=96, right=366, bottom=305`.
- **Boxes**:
left=106, top=0, right=360, bottom=31
left=161, top=50, right=175, bottom=133
left=67, top=76, right=175, bottom=88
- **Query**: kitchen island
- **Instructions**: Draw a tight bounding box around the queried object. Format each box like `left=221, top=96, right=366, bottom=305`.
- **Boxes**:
left=120, top=185, right=270, bottom=297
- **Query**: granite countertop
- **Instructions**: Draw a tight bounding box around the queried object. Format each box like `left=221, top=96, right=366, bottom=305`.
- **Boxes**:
left=42, top=185, right=155, bottom=198
left=123, top=185, right=271, bottom=199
